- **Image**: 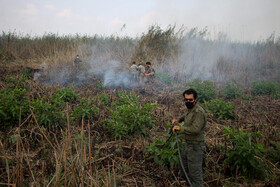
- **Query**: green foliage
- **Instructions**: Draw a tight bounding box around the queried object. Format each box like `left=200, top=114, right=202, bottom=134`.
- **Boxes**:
left=146, top=123, right=182, bottom=169
left=105, top=91, right=156, bottom=139
left=251, top=80, right=280, bottom=95
left=30, top=97, right=66, bottom=128
left=94, top=80, right=103, bottom=89
left=222, top=82, right=242, bottom=99
left=266, top=141, right=280, bottom=165
left=223, top=127, right=267, bottom=179
left=72, top=98, right=99, bottom=121
left=0, top=88, right=29, bottom=127
left=112, top=90, right=139, bottom=107
left=242, top=94, right=253, bottom=100
left=98, top=93, right=110, bottom=106
left=186, top=79, right=217, bottom=103
left=52, top=88, right=79, bottom=103
left=155, top=72, right=173, bottom=85
left=204, top=98, right=234, bottom=120
left=22, top=68, right=33, bottom=80
left=273, top=91, right=280, bottom=99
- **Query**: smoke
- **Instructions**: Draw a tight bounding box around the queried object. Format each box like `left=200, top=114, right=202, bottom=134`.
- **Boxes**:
left=34, top=51, right=140, bottom=88
left=157, top=36, right=260, bottom=83
left=88, top=59, right=138, bottom=88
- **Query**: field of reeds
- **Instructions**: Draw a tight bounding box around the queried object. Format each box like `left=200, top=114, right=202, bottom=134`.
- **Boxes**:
left=0, top=26, right=280, bottom=186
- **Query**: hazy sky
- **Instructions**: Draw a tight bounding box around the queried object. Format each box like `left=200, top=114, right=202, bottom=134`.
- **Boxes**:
left=1, top=0, right=280, bottom=42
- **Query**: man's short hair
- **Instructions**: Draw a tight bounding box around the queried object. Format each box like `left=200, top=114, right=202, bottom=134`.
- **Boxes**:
left=146, top=61, right=151, bottom=65
left=132, top=61, right=136, bottom=64
left=183, top=88, right=198, bottom=99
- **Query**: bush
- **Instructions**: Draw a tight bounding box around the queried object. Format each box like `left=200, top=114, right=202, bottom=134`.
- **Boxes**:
left=94, top=80, right=103, bottom=89
left=186, top=79, right=217, bottom=103
left=222, top=82, right=242, bottom=99
left=204, top=98, right=234, bottom=120
left=266, top=141, right=280, bottom=165
left=0, top=88, right=29, bottom=127
left=112, top=90, right=139, bottom=107
left=223, top=127, right=267, bottom=179
left=251, top=80, right=279, bottom=95
left=72, top=98, right=99, bottom=121
left=98, top=93, right=110, bottom=106
left=52, top=88, right=79, bottom=103
left=242, top=94, right=253, bottom=100
left=105, top=91, right=156, bottom=139
left=30, top=97, right=66, bottom=128
left=146, top=123, right=182, bottom=169
left=156, top=72, right=173, bottom=85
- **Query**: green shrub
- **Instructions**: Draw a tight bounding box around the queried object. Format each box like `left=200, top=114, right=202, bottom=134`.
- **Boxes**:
left=98, top=93, right=110, bottom=106
left=273, top=91, right=280, bottom=99
left=94, top=80, right=103, bottom=89
left=251, top=80, right=279, bottom=95
left=0, top=88, right=29, bottom=127
left=146, top=123, right=182, bottom=169
left=22, top=68, right=33, bottom=80
left=72, top=98, right=99, bottom=121
left=186, top=79, right=217, bottom=102
left=266, top=141, right=280, bottom=165
left=155, top=72, right=173, bottom=85
left=242, top=94, right=253, bottom=100
left=52, top=88, right=79, bottom=103
left=204, top=98, right=234, bottom=120
left=223, top=127, right=267, bottom=179
left=112, top=90, right=139, bottom=107
left=222, top=82, right=242, bottom=99
left=105, top=91, right=156, bottom=139
left=30, top=97, right=66, bottom=128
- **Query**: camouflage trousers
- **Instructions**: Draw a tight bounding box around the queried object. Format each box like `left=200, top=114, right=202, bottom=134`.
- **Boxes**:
left=181, top=141, right=206, bottom=187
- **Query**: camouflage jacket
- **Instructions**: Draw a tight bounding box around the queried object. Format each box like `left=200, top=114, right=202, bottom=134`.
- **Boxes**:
left=74, top=57, right=82, bottom=65
left=145, top=67, right=155, bottom=76
left=178, top=103, right=207, bottom=142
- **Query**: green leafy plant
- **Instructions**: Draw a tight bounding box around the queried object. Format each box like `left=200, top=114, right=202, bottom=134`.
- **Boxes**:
left=204, top=98, right=234, bottom=120
left=98, top=93, right=110, bottom=106
left=52, top=88, right=79, bottom=103
left=223, top=127, right=267, bottom=179
left=72, top=98, right=99, bottom=121
left=266, top=141, right=280, bottom=165
left=156, top=72, right=173, bottom=85
left=0, top=88, right=29, bottom=127
left=30, top=97, right=66, bottom=128
left=186, top=79, right=217, bottom=103
left=251, top=80, right=279, bottom=95
left=146, top=123, right=182, bottom=169
left=242, top=94, right=253, bottom=100
left=112, top=90, right=139, bottom=108
left=105, top=91, right=156, bottom=139
left=222, top=82, right=242, bottom=99
left=94, top=80, right=103, bottom=89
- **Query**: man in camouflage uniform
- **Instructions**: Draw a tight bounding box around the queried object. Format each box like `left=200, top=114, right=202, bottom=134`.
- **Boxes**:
left=130, top=61, right=138, bottom=83
left=172, top=88, right=207, bottom=187
left=143, top=61, right=155, bottom=84
left=72, top=55, right=82, bottom=78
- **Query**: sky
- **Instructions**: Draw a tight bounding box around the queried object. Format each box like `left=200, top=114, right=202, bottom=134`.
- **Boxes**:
left=1, top=0, right=280, bottom=42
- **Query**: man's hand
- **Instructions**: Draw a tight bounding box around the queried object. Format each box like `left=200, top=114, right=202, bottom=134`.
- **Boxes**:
left=172, top=125, right=181, bottom=132
left=172, top=119, right=178, bottom=126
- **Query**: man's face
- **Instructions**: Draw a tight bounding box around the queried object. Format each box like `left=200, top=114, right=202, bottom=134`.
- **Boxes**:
left=147, top=64, right=151, bottom=68
left=184, top=94, right=197, bottom=104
